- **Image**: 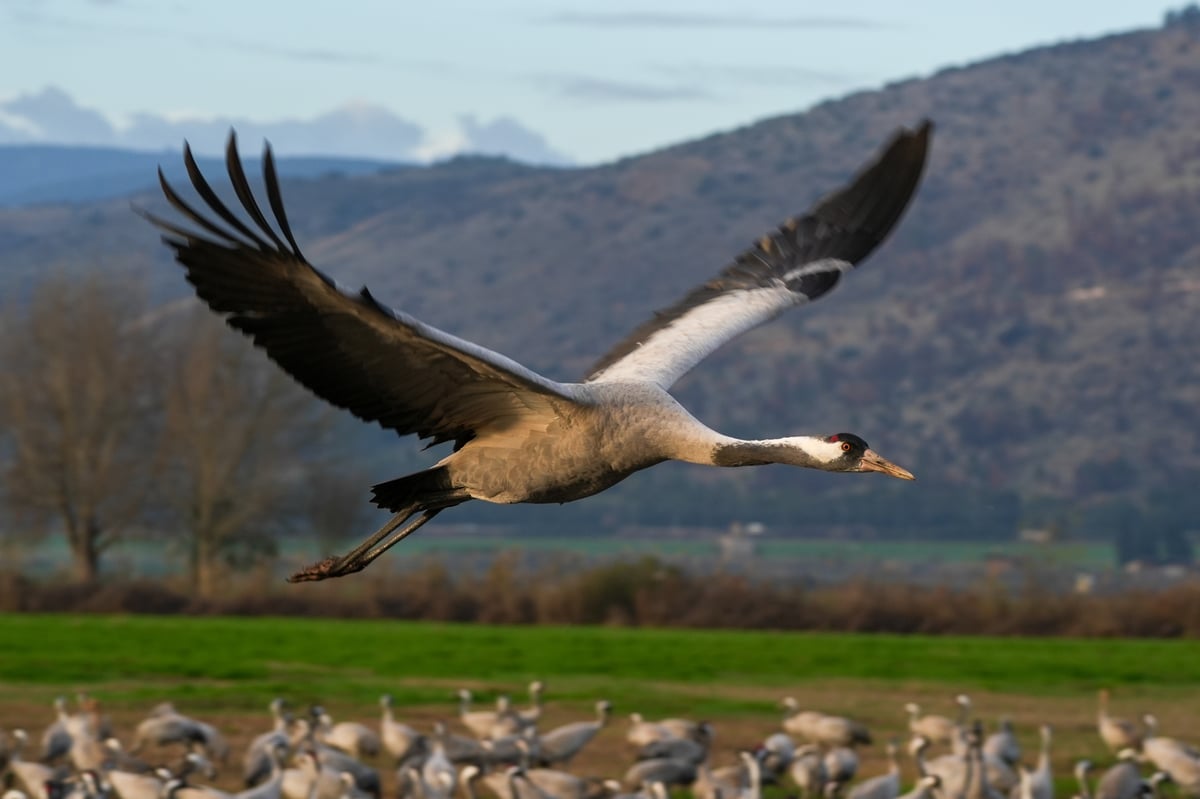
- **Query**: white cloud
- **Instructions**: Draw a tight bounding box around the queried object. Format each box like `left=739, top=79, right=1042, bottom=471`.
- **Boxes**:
left=414, top=127, right=471, bottom=163
left=457, top=115, right=573, bottom=165
left=0, top=86, right=115, bottom=144
left=0, top=86, right=574, bottom=165
left=0, top=109, right=41, bottom=140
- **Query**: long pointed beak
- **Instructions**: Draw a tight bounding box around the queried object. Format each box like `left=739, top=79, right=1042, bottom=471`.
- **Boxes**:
left=859, top=449, right=916, bottom=480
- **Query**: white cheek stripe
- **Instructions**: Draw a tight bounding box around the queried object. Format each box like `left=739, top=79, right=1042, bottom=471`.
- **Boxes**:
left=793, top=436, right=844, bottom=463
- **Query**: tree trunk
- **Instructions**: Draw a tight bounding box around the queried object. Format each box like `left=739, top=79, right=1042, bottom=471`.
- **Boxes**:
left=193, top=531, right=220, bottom=599
left=71, top=519, right=100, bottom=583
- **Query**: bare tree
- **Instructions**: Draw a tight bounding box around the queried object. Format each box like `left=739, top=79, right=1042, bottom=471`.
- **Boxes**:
left=0, top=274, right=161, bottom=582
left=302, top=462, right=378, bottom=562
left=160, top=311, right=331, bottom=597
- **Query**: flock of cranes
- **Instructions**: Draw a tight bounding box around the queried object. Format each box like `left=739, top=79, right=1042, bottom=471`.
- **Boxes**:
left=1, top=687, right=1197, bottom=799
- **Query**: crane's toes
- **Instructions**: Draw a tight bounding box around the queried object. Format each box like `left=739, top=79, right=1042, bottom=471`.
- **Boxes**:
left=288, top=554, right=373, bottom=582
left=287, top=556, right=344, bottom=583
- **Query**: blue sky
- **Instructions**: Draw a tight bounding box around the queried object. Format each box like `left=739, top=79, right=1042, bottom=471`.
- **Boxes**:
left=0, top=0, right=1174, bottom=164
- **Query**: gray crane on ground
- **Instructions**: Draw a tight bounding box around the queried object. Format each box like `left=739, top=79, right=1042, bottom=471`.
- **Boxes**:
left=846, top=741, right=899, bottom=799
left=379, top=696, right=425, bottom=768
left=1097, top=692, right=1142, bottom=754
left=534, top=701, right=611, bottom=767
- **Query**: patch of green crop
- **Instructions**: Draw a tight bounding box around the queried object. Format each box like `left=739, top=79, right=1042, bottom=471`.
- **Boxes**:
left=1, top=614, right=1199, bottom=716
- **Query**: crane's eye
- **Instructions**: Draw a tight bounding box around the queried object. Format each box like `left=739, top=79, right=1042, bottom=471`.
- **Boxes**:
left=840, top=441, right=852, bottom=453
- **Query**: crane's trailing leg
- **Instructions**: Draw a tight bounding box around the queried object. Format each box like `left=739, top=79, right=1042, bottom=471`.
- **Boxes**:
left=290, top=465, right=468, bottom=581
left=289, top=507, right=443, bottom=582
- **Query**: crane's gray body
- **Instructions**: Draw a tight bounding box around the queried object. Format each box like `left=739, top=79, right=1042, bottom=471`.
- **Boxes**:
left=443, top=382, right=698, bottom=504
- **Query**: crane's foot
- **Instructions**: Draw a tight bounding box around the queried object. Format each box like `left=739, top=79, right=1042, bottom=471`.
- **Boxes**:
left=285, top=506, right=442, bottom=583
left=287, top=556, right=360, bottom=582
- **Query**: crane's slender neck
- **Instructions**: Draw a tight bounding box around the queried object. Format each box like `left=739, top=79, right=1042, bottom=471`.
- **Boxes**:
left=707, top=436, right=842, bottom=470
left=654, top=409, right=841, bottom=470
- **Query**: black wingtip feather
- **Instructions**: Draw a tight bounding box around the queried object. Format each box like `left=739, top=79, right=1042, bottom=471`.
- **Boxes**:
left=181, top=140, right=272, bottom=251
left=153, top=158, right=250, bottom=248
left=224, top=133, right=288, bottom=254
left=143, top=134, right=310, bottom=266
left=803, top=118, right=933, bottom=265
left=261, top=143, right=306, bottom=261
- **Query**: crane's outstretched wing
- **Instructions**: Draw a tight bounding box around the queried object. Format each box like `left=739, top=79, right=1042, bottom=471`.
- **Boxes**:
left=586, top=120, right=932, bottom=389
left=143, top=134, right=585, bottom=449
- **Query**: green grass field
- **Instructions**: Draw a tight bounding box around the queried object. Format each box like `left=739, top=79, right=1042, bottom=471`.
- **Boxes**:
left=1, top=614, right=1198, bottom=709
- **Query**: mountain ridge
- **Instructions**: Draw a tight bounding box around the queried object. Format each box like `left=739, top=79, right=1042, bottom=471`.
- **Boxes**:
left=0, top=143, right=402, bottom=206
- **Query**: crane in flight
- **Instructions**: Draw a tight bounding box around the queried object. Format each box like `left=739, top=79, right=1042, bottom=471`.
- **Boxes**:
left=144, top=119, right=932, bottom=582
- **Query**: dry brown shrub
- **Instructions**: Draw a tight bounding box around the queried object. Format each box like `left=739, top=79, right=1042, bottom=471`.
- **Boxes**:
left=5, top=559, right=1200, bottom=638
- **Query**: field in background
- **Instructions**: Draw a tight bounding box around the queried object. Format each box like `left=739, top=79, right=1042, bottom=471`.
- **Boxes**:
left=6, top=614, right=1200, bottom=702
left=6, top=534, right=1115, bottom=582
left=1, top=615, right=1199, bottom=796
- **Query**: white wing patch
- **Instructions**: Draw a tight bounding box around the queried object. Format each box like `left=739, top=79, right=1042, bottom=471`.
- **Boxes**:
left=781, top=257, right=854, bottom=285
left=589, top=284, right=798, bottom=387
left=590, top=258, right=853, bottom=389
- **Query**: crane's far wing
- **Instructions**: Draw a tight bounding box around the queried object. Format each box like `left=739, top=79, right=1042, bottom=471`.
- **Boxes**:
left=586, top=120, right=932, bottom=389
left=143, top=133, right=585, bottom=448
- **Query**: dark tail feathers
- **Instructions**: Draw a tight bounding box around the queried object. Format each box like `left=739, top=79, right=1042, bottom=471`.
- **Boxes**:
left=370, top=466, right=467, bottom=512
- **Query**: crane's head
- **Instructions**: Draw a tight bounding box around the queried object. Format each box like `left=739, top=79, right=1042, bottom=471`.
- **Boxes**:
left=825, top=434, right=915, bottom=480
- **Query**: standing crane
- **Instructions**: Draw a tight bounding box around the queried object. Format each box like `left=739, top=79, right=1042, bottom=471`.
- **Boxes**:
left=905, top=696, right=970, bottom=748
left=379, top=695, right=425, bottom=767
left=1097, top=691, right=1142, bottom=754
left=846, top=742, right=899, bottom=799
left=533, top=700, right=611, bottom=767
left=516, top=682, right=546, bottom=730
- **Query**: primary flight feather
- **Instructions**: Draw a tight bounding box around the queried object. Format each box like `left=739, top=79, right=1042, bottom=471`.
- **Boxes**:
left=144, top=119, right=932, bottom=581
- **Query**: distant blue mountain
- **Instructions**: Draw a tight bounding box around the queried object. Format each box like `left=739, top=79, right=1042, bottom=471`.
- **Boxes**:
left=0, top=144, right=401, bottom=207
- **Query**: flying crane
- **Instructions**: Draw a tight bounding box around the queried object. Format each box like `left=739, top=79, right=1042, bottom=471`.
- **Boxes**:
left=144, top=120, right=932, bottom=581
